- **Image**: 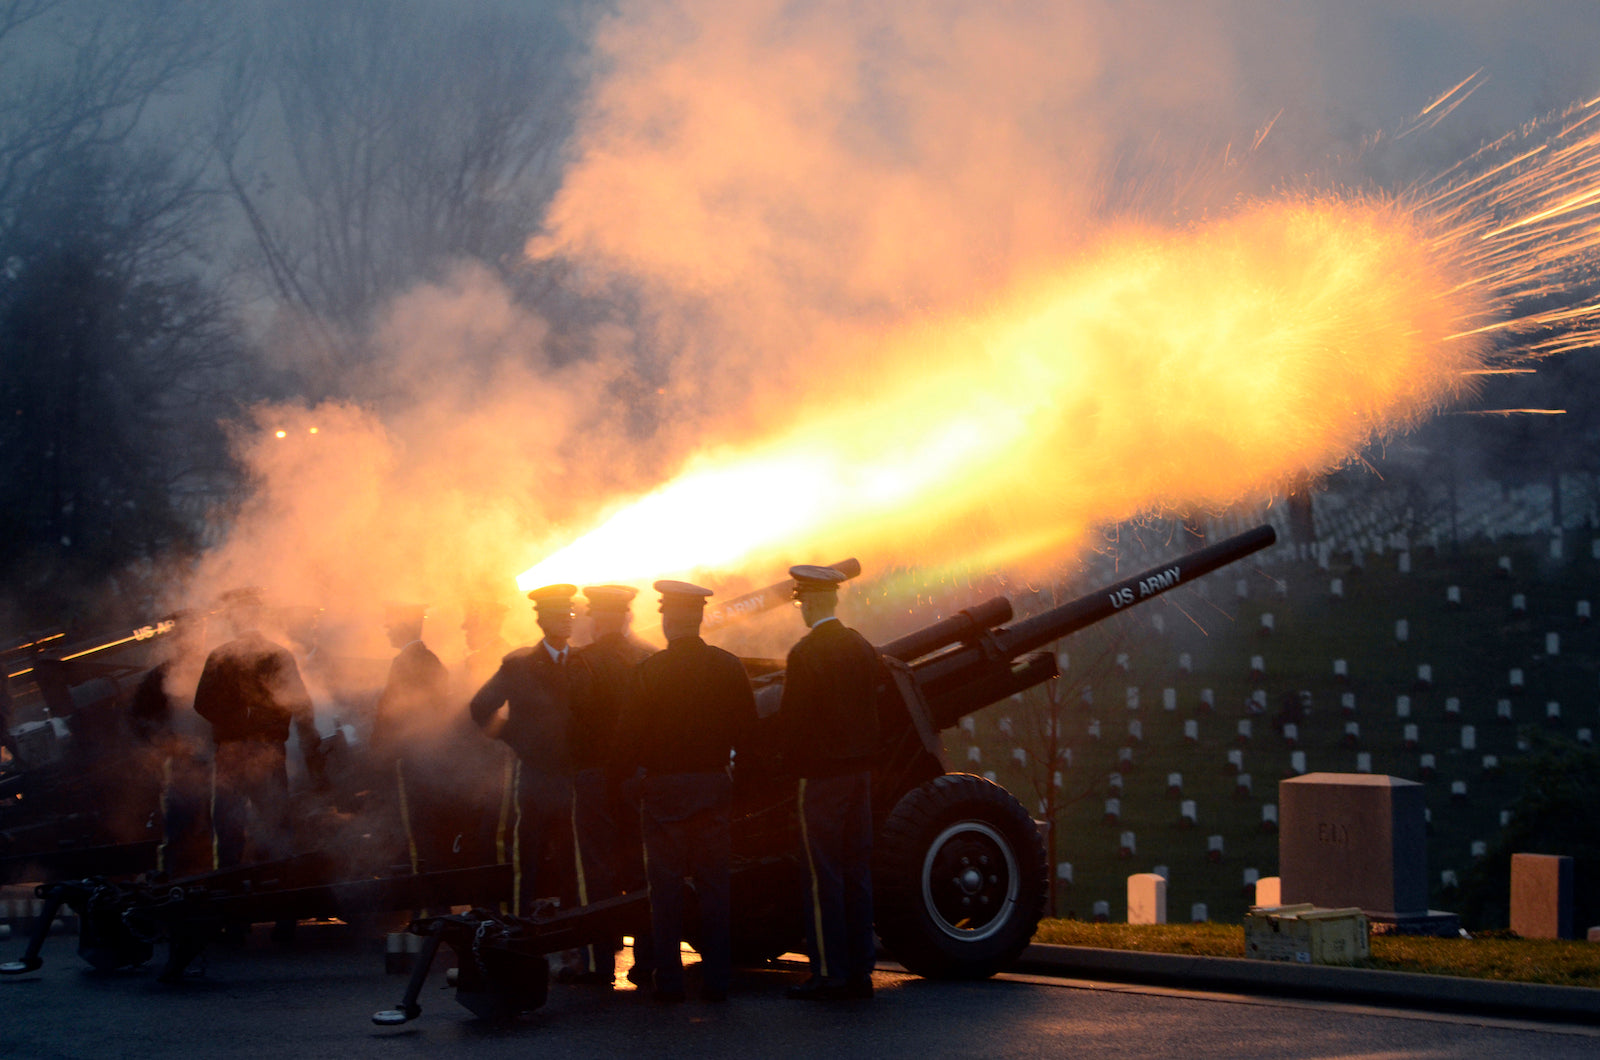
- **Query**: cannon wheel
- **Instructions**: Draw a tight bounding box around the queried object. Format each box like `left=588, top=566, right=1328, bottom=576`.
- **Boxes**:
left=874, top=772, right=1046, bottom=979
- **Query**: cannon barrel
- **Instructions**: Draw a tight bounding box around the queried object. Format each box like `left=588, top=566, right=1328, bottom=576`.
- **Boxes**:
left=5, top=619, right=179, bottom=681
left=702, top=557, right=860, bottom=631
left=997, top=523, right=1275, bottom=658
left=909, top=524, right=1277, bottom=728
left=878, top=597, right=1013, bottom=663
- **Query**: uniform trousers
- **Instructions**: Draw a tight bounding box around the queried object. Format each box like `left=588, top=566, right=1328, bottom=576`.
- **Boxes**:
left=514, top=764, right=574, bottom=916
left=212, top=739, right=292, bottom=869
left=571, top=767, right=619, bottom=976
left=798, top=770, right=875, bottom=984
left=640, top=771, right=732, bottom=996
left=160, top=753, right=213, bottom=877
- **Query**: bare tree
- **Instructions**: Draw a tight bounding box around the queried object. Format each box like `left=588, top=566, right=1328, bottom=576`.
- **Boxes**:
left=0, top=1, right=221, bottom=243
left=0, top=3, right=240, bottom=627
left=215, top=0, right=578, bottom=368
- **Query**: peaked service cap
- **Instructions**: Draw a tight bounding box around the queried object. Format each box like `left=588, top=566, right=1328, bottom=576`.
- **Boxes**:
left=789, top=564, right=848, bottom=598
left=653, top=580, right=714, bottom=613
left=583, top=585, right=639, bottom=612
left=527, top=584, right=578, bottom=610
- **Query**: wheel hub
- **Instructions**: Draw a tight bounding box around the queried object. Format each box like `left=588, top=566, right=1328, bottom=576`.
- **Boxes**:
left=921, top=820, right=1021, bottom=942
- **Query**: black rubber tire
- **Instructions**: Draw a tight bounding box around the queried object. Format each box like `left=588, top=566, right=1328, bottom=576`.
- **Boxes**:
left=874, top=772, right=1047, bottom=980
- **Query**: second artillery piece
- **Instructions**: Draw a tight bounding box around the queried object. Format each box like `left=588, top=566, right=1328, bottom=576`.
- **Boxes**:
left=373, top=524, right=1278, bottom=1023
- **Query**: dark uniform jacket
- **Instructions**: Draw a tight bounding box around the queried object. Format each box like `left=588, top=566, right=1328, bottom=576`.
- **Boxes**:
left=778, top=618, right=883, bottom=777
left=371, top=640, right=450, bottom=761
left=193, top=631, right=319, bottom=753
left=129, top=660, right=177, bottom=746
left=463, top=634, right=512, bottom=694
left=613, top=636, right=757, bottom=777
left=570, top=632, right=653, bottom=771
left=469, top=640, right=572, bottom=775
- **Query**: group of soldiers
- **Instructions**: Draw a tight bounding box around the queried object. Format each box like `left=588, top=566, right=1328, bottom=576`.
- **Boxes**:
left=138, top=565, right=886, bottom=1004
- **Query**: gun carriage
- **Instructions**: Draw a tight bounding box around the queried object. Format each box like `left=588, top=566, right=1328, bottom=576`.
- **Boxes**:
left=371, top=524, right=1277, bottom=1024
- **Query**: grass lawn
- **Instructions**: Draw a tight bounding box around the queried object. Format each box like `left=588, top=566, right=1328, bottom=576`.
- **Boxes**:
left=1033, top=919, right=1600, bottom=988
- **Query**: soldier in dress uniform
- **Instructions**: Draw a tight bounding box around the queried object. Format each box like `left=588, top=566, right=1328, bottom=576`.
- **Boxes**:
left=457, top=599, right=515, bottom=868
left=612, top=581, right=757, bottom=1003
left=461, top=601, right=511, bottom=691
left=193, top=587, right=325, bottom=868
left=779, top=565, right=882, bottom=1001
left=127, top=611, right=212, bottom=877
left=563, top=584, right=654, bottom=986
left=369, top=602, right=451, bottom=874
left=469, top=584, right=578, bottom=915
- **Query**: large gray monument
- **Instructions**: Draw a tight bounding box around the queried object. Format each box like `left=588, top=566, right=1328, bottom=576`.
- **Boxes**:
left=1278, top=773, right=1458, bottom=934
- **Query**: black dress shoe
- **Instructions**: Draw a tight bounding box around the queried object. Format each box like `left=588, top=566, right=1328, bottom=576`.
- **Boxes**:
left=652, top=986, right=687, bottom=1004
left=785, top=976, right=834, bottom=1000
left=626, top=964, right=653, bottom=987
left=842, top=975, right=874, bottom=1000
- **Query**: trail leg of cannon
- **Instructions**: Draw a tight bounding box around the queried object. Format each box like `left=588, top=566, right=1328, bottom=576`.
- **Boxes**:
left=0, top=884, right=67, bottom=974
left=372, top=918, right=447, bottom=1025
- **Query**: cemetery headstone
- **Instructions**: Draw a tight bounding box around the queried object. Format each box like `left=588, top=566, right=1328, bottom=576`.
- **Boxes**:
left=1510, top=854, right=1575, bottom=940
left=1278, top=772, right=1457, bottom=934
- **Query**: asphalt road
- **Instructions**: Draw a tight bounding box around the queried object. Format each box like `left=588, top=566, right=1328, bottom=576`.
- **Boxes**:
left=4, top=927, right=1598, bottom=1060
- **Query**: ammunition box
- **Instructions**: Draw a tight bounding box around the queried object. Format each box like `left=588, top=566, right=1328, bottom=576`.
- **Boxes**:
left=1244, top=904, right=1370, bottom=965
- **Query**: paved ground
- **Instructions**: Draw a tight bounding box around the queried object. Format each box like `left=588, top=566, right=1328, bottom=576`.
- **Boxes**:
left=4, top=926, right=1599, bottom=1059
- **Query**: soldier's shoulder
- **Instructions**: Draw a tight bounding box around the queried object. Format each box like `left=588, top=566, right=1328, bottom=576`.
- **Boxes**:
left=707, top=644, right=752, bottom=674
left=842, top=625, right=879, bottom=654
left=414, top=643, right=448, bottom=671
left=502, top=645, right=537, bottom=663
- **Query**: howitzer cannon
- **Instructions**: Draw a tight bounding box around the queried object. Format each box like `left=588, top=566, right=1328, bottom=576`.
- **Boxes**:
left=372, top=524, right=1277, bottom=1024
left=1, top=620, right=189, bottom=882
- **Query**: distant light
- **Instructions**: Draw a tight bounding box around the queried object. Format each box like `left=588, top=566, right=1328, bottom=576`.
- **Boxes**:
left=275, top=429, right=287, bottom=439
left=308, top=427, right=319, bottom=434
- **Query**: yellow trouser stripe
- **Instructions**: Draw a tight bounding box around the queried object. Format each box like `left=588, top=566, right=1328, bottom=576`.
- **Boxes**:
left=397, top=760, right=418, bottom=875
left=571, top=790, right=595, bottom=972
left=209, top=758, right=220, bottom=871
left=510, top=760, right=523, bottom=914
left=156, top=758, right=172, bottom=875
left=496, top=753, right=513, bottom=865
left=798, top=778, right=829, bottom=979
